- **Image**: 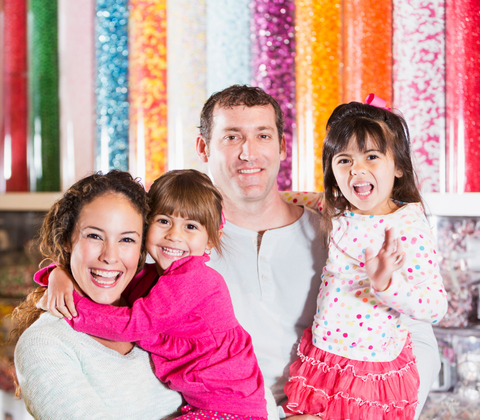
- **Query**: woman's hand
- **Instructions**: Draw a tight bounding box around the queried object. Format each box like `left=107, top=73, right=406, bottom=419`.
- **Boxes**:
left=36, top=268, right=78, bottom=319
left=365, top=227, right=405, bottom=292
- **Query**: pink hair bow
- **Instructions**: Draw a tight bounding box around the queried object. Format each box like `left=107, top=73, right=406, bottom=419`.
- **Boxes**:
left=219, top=211, right=226, bottom=230
left=364, top=93, right=391, bottom=111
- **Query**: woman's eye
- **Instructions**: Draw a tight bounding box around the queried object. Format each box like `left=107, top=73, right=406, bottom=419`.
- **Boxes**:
left=86, top=233, right=102, bottom=240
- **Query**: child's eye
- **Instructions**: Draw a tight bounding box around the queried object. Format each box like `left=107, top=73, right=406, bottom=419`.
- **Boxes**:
left=338, top=158, right=350, bottom=164
left=186, top=224, right=198, bottom=230
left=367, top=154, right=379, bottom=160
left=157, top=218, right=169, bottom=224
left=121, top=237, right=136, bottom=243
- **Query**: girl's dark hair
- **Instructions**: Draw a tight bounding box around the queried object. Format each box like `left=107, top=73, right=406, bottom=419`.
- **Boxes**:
left=321, top=101, right=423, bottom=245
left=10, top=171, right=149, bottom=395
left=148, top=169, right=224, bottom=254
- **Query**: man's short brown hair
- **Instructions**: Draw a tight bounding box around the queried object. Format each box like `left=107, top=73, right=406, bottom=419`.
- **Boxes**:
left=199, top=85, right=284, bottom=146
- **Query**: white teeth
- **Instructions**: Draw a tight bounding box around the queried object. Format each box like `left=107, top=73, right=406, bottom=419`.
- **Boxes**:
left=90, top=269, right=120, bottom=285
left=162, top=247, right=185, bottom=257
left=238, top=169, right=261, bottom=174
left=354, top=182, right=371, bottom=187
left=357, top=191, right=371, bottom=196
left=94, top=278, right=116, bottom=285
left=90, top=269, right=121, bottom=278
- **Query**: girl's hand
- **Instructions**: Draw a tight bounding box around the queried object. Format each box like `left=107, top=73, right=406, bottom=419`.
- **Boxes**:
left=35, top=268, right=78, bottom=319
left=365, top=228, right=405, bottom=292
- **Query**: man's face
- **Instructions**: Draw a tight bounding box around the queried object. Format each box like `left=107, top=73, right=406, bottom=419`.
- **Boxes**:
left=197, top=104, right=286, bottom=204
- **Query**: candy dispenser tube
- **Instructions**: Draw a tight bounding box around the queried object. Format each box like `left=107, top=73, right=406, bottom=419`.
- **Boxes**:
left=294, top=0, right=342, bottom=191
left=446, top=0, right=480, bottom=193
left=206, top=0, right=251, bottom=96
left=0, top=0, right=4, bottom=192
left=58, top=0, right=95, bottom=189
left=2, top=0, right=28, bottom=191
left=129, top=0, right=167, bottom=189
left=343, top=0, right=392, bottom=104
left=167, top=0, right=207, bottom=173
left=251, top=0, right=296, bottom=191
left=95, top=0, right=129, bottom=173
left=28, top=0, right=60, bottom=191
left=393, top=0, right=446, bottom=193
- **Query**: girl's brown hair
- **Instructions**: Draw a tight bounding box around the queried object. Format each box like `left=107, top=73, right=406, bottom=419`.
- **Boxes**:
left=9, top=171, right=149, bottom=397
left=321, top=101, right=423, bottom=245
left=148, top=169, right=224, bottom=254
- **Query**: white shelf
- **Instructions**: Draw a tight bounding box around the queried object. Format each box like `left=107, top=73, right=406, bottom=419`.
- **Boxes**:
left=424, top=193, right=480, bottom=217
left=0, top=193, right=62, bottom=211
left=1, top=192, right=480, bottom=216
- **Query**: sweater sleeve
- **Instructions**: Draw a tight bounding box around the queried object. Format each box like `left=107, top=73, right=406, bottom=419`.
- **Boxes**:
left=15, top=328, right=114, bottom=420
left=374, top=205, right=448, bottom=324
left=67, top=257, right=213, bottom=342
left=33, top=263, right=57, bottom=287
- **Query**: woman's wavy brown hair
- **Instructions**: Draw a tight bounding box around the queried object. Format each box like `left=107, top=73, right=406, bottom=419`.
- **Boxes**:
left=9, top=171, right=149, bottom=396
left=321, top=101, right=423, bottom=246
left=148, top=169, right=224, bottom=255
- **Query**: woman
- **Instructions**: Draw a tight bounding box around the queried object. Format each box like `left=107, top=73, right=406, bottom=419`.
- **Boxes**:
left=11, top=171, right=183, bottom=420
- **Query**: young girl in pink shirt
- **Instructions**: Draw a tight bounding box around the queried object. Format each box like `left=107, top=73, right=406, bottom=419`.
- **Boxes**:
left=283, top=95, right=447, bottom=419
left=36, top=169, right=267, bottom=420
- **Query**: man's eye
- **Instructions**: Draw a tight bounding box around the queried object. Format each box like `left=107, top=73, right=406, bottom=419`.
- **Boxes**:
left=227, top=135, right=237, bottom=140
left=260, top=134, right=270, bottom=139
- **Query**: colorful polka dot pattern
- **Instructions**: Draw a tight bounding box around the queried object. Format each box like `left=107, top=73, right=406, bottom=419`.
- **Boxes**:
left=177, top=405, right=267, bottom=420
left=312, top=203, right=447, bottom=362
left=280, top=191, right=323, bottom=211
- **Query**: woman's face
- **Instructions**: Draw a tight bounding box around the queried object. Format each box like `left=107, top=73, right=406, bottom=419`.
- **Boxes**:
left=68, top=193, right=143, bottom=305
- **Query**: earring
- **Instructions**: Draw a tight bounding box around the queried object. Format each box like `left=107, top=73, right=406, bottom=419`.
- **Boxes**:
left=205, top=248, right=211, bottom=256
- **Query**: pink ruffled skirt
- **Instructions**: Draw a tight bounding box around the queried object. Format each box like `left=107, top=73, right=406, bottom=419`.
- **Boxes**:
left=284, top=328, right=419, bottom=420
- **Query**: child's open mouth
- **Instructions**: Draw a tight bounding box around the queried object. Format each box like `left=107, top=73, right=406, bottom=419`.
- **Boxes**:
left=89, top=269, right=122, bottom=287
left=353, top=182, right=373, bottom=197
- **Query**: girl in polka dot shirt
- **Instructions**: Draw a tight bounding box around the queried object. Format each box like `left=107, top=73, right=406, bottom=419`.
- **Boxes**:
left=283, top=96, right=447, bottom=419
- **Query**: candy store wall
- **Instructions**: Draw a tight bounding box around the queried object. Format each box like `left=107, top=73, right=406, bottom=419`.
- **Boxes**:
left=0, top=0, right=479, bottom=193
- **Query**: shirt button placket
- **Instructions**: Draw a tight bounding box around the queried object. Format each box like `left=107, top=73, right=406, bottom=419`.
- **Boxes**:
left=258, top=252, right=274, bottom=302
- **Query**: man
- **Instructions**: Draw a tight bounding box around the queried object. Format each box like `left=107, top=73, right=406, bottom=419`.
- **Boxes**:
left=196, top=85, right=440, bottom=419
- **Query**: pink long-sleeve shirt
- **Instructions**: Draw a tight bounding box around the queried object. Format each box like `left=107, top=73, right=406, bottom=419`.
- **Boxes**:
left=35, top=256, right=267, bottom=417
